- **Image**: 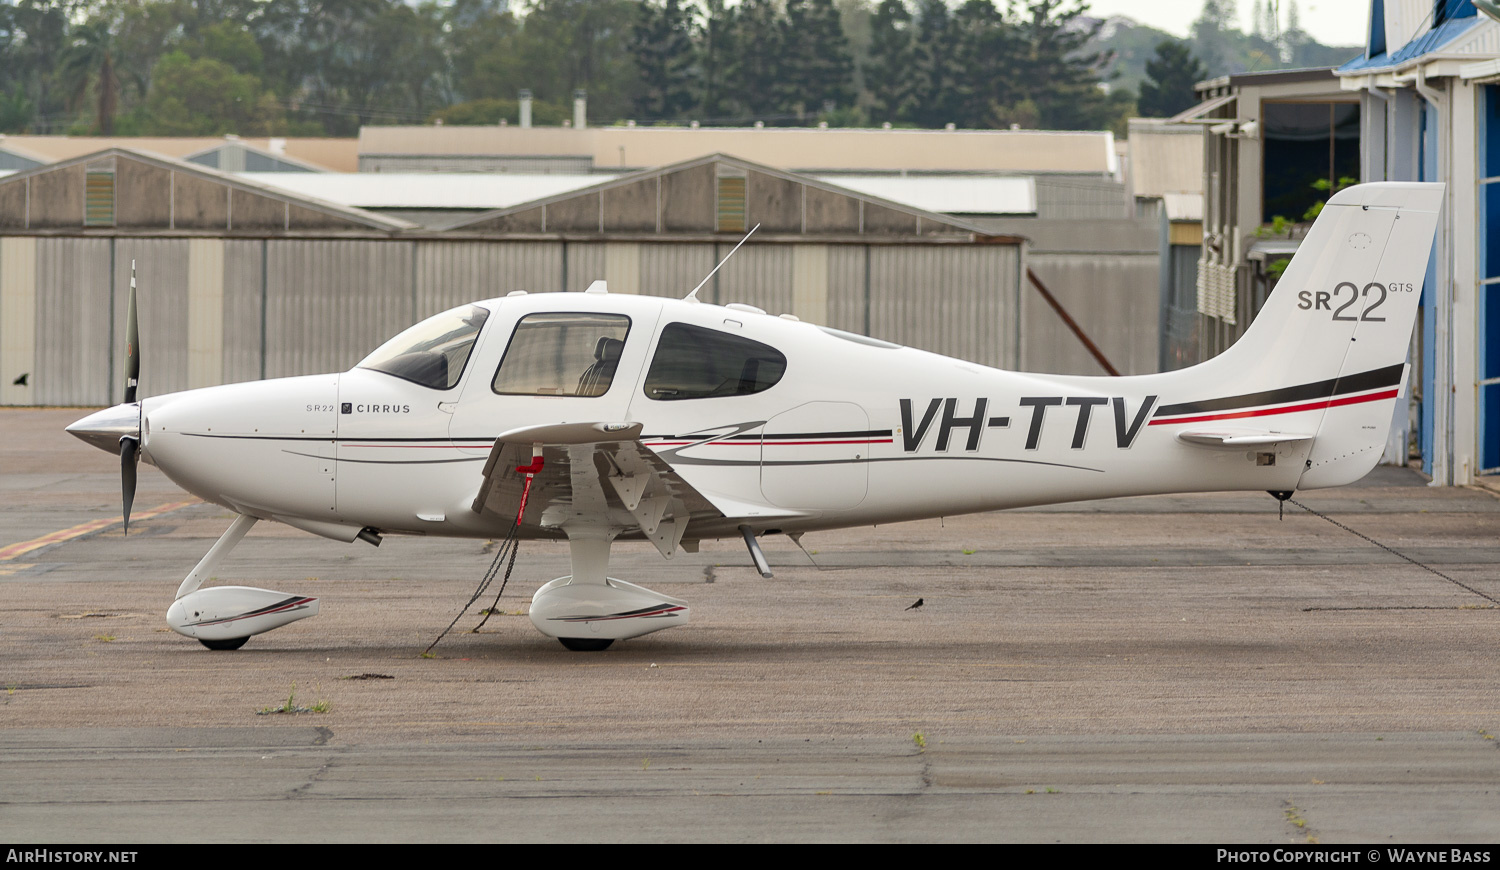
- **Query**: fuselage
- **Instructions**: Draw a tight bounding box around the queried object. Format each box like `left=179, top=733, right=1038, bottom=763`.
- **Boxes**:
left=130, top=289, right=1347, bottom=544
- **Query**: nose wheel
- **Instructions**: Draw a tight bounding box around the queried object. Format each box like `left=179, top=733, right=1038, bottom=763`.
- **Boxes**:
left=558, top=637, right=614, bottom=652
left=200, top=637, right=249, bottom=651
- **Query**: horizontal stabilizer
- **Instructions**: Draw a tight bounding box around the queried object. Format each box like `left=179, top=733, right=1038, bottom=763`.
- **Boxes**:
left=1176, top=428, right=1314, bottom=448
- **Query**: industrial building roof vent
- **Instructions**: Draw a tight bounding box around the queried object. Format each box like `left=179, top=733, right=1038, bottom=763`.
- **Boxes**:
left=716, top=165, right=747, bottom=233
left=84, top=158, right=115, bottom=227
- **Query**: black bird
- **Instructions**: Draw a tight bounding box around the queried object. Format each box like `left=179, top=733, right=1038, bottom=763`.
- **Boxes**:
left=905, top=598, right=924, bottom=611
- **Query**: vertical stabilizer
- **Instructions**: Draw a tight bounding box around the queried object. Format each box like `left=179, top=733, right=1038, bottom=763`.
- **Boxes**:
left=1191, top=183, right=1442, bottom=488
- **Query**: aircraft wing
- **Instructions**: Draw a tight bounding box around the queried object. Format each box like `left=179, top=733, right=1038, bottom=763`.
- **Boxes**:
left=471, top=422, right=726, bottom=557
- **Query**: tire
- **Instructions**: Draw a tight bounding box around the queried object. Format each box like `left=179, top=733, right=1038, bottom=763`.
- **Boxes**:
left=558, top=637, right=613, bottom=652
left=200, top=636, right=249, bottom=651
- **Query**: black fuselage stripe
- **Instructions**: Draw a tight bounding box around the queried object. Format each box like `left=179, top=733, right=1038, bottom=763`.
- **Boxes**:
left=185, top=433, right=495, bottom=443
left=641, top=430, right=892, bottom=441
left=185, top=432, right=896, bottom=443
left=1154, top=363, right=1404, bottom=418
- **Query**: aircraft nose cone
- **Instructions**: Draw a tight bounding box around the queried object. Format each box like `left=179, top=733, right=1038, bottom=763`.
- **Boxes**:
left=66, top=403, right=141, bottom=455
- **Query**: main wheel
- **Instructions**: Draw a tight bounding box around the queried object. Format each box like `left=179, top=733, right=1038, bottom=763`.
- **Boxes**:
left=200, top=636, right=249, bottom=651
left=558, top=637, right=613, bottom=652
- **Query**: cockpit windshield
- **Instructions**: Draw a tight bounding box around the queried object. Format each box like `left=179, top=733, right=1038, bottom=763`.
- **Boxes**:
left=357, top=305, right=490, bottom=390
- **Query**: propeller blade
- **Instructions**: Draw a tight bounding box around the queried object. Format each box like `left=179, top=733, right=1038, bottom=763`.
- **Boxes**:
left=123, top=261, right=139, bottom=404
left=120, top=435, right=138, bottom=535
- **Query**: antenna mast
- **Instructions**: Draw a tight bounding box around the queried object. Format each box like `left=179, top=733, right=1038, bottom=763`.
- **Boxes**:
left=685, top=223, right=759, bottom=303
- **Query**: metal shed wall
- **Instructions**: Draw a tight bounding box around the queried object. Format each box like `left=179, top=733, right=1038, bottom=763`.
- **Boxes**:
left=707, top=245, right=796, bottom=314
left=1034, top=176, right=1131, bottom=220
left=113, top=240, right=193, bottom=400
left=1026, top=252, right=1161, bottom=376
left=223, top=240, right=266, bottom=388
left=33, top=238, right=111, bottom=405
left=2, top=235, right=1051, bottom=406
left=564, top=243, right=607, bottom=293
left=263, top=240, right=415, bottom=379
left=865, top=246, right=1022, bottom=370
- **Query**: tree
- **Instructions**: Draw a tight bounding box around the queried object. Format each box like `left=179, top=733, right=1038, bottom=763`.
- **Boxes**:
left=60, top=20, right=121, bottom=134
left=502, top=0, right=637, bottom=123
left=139, top=50, right=281, bottom=135
left=1191, top=0, right=1238, bottom=76
left=779, top=0, right=854, bottom=119
left=0, top=88, right=36, bottom=133
left=429, top=96, right=568, bottom=126
left=835, top=0, right=874, bottom=104
left=631, top=0, right=697, bottom=120
left=1010, top=0, right=1124, bottom=131
left=697, top=0, right=731, bottom=121
left=866, top=0, right=916, bottom=122
left=5, top=0, right=72, bottom=131
left=1138, top=39, right=1207, bottom=118
left=721, top=0, right=783, bottom=121
left=953, top=0, right=1016, bottom=129
left=114, top=0, right=197, bottom=103
left=196, top=20, right=265, bottom=76
left=909, top=0, right=962, bottom=126
left=443, top=0, right=524, bottom=104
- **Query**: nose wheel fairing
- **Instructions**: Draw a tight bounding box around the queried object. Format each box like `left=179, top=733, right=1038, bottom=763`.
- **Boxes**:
left=165, top=514, right=320, bottom=647
left=167, top=586, right=320, bottom=643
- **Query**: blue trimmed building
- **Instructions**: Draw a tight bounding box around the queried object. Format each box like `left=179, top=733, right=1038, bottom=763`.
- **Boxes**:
left=1338, top=0, right=1500, bottom=484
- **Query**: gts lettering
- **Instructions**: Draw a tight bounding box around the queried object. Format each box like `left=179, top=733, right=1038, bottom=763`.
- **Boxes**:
left=1297, top=282, right=1409, bottom=321
left=900, top=396, right=1158, bottom=452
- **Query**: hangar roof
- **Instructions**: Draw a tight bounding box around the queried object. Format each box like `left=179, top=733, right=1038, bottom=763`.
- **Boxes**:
left=440, top=153, right=994, bottom=238
left=0, top=148, right=412, bottom=234
left=240, top=171, right=622, bottom=210
left=0, top=135, right=357, bottom=172
left=0, top=149, right=1020, bottom=242
left=237, top=170, right=1037, bottom=217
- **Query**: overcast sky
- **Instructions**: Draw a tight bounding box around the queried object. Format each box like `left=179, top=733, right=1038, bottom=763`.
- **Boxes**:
left=1085, top=0, right=1369, bottom=48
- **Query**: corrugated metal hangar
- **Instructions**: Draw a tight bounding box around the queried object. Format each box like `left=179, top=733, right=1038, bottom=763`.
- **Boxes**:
left=0, top=147, right=1170, bottom=407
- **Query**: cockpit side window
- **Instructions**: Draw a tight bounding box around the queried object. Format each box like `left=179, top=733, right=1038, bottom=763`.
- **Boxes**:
left=643, top=322, right=787, bottom=400
left=492, top=312, right=632, bottom=397
left=357, top=305, right=489, bottom=391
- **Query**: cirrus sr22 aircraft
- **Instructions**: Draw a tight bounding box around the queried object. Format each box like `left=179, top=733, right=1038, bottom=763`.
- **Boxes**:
left=67, top=182, right=1443, bottom=651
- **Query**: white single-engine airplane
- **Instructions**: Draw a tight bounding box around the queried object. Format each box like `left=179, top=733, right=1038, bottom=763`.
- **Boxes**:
left=68, top=182, right=1443, bottom=651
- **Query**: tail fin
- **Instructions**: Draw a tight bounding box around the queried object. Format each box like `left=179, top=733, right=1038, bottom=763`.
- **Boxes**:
left=1192, top=182, right=1443, bottom=488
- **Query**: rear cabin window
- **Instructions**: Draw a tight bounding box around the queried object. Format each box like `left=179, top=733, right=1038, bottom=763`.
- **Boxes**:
left=492, top=313, right=632, bottom=397
left=644, top=322, right=787, bottom=400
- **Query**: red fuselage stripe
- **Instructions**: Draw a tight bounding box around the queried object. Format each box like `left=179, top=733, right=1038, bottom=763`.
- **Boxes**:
left=643, top=439, right=892, bottom=447
left=1148, top=389, right=1399, bottom=426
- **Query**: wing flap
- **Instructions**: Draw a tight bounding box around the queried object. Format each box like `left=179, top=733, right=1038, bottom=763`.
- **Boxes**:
left=471, top=421, right=731, bottom=558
